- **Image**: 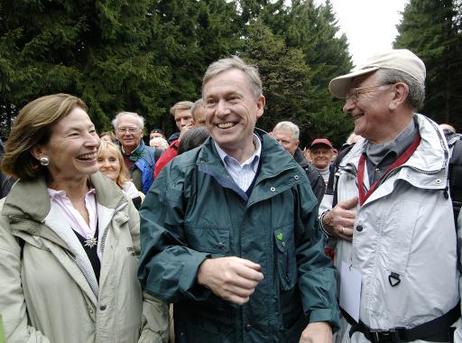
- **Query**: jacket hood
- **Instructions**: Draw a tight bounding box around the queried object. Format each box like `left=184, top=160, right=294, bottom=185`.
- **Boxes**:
left=340, top=114, right=449, bottom=191
left=2, top=172, right=125, bottom=222
left=342, top=114, right=448, bottom=171
left=407, top=113, right=449, bottom=172
left=255, top=129, right=302, bottom=180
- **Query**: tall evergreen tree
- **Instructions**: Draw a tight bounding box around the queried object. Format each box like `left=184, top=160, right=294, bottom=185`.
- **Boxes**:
left=148, top=0, right=241, bottom=133
left=0, top=0, right=240, bottom=135
left=0, top=0, right=355, bottom=145
left=240, top=20, right=313, bottom=135
left=284, top=0, right=351, bottom=87
left=0, top=0, right=170, bottom=131
left=394, top=0, right=462, bottom=131
left=279, top=0, right=353, bottom=146
left=238, top=0, right=285, bottom=26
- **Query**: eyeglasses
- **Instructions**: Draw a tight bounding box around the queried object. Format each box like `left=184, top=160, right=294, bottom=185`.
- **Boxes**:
left=117, top=127, right=140, bottom=134
left=311, top=148, right=333, bottom=156
left=344, top=84, right=393, bottom=103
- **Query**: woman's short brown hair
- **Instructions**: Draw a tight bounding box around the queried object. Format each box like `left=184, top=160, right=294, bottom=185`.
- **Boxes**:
left=97, top=141, right=129, bottom=188
left=1, top=93, right=87, bottom=180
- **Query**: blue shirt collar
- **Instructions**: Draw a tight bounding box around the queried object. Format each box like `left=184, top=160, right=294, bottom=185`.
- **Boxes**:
left=214, top=134, right=261, bottom=171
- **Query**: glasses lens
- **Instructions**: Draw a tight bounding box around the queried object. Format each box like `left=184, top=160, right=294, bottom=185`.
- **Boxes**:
left=118, top=127, right=138, bottom=133
left=345, top=84, right=387, bottom=102
left=345, top=89, right=358, bottom=102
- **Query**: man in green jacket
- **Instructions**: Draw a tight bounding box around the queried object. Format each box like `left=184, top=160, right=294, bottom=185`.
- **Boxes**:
left=138, top=56, right=339, bottom=342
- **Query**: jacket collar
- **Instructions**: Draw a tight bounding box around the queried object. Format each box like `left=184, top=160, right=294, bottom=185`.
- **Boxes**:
left=411, top=113, right=450, bottom=171
left=197, top=129, right=304, bottom=204
left=198, top=129, right=299, bottom=176
left=2, top=172, right=127, bottom=303
left=293, top=148, right=309, bottom=168
left=2, top=172, right=125, bottom=225
left=254, top=129, right=301, bottom=180
left=341, top=114, right=449, bottom=200
left=343, top=114, right=448, bottom=174
left=123, top=140, right=146, bottom=162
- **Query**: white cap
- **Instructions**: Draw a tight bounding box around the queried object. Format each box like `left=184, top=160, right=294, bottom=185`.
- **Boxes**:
left=328, top=49, right=426, bottom=98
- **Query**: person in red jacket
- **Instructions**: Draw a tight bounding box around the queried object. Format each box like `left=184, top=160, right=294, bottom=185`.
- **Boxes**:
left=154, top=99, right=206, bottom=177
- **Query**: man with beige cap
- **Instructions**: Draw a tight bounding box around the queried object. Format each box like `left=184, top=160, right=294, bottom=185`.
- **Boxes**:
left=319, top=49, right=460, bottom=342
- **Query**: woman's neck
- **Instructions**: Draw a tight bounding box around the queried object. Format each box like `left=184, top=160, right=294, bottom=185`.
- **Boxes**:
left=48, top=176, right=90, bottom=201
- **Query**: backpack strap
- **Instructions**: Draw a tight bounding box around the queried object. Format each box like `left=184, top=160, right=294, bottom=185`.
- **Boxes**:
left=326, top=144, right=354, bottom=207
left=17, top=236, right=25, bottom=260
left=449, top=138, right=462, bottom=222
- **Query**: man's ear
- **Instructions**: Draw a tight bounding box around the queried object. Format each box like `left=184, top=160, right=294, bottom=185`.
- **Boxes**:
left=389, top=82, right=409, bottom=110
left=256, top=95, right=266, bottom=119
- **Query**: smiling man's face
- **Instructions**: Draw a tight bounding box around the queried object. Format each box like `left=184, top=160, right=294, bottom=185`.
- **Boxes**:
left=115, top=115, right=143, bottom=153
left=203, top=68, right=265, bottom=161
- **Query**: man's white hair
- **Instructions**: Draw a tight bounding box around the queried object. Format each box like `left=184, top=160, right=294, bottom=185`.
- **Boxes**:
left=273, top=121, right=300, bottom=140
left=112, top=111, right=144, bottom=129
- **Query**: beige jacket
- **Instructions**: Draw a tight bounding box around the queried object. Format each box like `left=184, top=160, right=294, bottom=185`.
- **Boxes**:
left=0, top=172, right=168, bottom=343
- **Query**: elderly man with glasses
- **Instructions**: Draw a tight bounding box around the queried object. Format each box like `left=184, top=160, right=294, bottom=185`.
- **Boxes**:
left=113, top=111, right=159, bottom=194
left=319, top=49, right=460, bottom=342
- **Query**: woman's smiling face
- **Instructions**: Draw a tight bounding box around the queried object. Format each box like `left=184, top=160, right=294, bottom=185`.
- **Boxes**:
left=37, top=106, right=100, bottom=181
left=97, top=144, right=122, bottom=182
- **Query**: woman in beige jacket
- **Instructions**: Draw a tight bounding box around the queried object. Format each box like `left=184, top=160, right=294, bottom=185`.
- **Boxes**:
left=0, top=94, right=168, bottom=343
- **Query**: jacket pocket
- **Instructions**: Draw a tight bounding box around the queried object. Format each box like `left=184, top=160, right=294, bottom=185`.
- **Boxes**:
left=380, top=199, right=420, bottom=278
left=184, top=226, right=230, bottom=254
left=274, top=226, right=297, bottom=291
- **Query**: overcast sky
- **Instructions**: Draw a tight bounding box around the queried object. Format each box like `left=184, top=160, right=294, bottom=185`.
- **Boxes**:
left=315, top=0, right=410, bottom=67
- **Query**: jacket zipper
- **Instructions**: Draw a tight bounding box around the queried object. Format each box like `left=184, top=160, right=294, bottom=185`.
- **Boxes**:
left=99, top=200, right=128, bottom=255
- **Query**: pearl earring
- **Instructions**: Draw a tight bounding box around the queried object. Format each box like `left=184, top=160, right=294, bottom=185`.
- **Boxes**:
left=39, top=156, right=49, bottom=166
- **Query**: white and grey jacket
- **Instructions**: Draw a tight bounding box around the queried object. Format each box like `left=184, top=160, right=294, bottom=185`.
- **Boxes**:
left=321, top=114, right=459, bottom=342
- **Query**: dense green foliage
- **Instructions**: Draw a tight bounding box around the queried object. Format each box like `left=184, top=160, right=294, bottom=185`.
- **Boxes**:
left=394, top=0, right=462, bottom=131
left=0, top=0, right=353, bottom=147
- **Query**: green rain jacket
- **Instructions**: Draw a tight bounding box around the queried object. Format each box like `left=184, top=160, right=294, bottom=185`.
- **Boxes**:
left=138, top=130, right=339, bottom=343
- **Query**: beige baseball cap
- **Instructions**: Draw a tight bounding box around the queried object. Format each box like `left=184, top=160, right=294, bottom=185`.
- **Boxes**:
left=328, top=49, right=426, bottom=99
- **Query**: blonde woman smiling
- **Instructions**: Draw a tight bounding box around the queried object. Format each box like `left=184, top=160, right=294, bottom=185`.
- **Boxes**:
left=97, top=140, right=144, bottom=209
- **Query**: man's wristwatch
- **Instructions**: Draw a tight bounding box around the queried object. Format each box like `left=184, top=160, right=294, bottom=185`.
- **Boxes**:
left=319, top=211, right=335, bottom=238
